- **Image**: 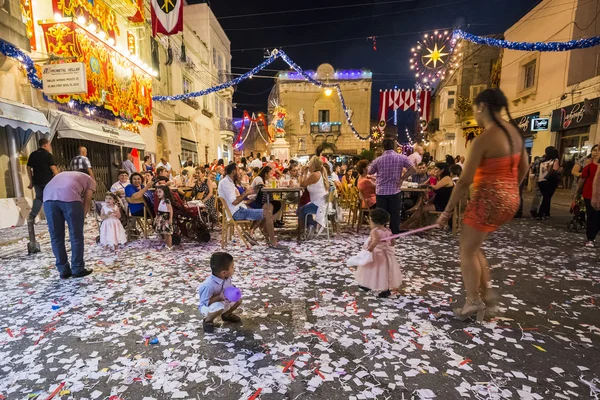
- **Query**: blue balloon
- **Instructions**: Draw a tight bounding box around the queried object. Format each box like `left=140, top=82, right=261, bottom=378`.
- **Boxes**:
left=223, top=286, right=242, bottom=303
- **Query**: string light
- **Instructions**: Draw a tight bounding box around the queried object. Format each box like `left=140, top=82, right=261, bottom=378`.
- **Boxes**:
left=0, top=38, right=42, bottom=89
left=453, top=29, right=600, bottom=51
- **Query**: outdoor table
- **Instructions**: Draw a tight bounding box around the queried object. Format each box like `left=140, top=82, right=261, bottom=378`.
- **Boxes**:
left=399, top=187, right=428, bottom=223
left=262, top=187, right=303, bottom=240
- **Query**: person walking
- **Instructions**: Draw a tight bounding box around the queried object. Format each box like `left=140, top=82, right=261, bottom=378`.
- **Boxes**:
left=537, top=146, right=560, bottom=220
left=43, top=170, right=96, bottom=279
left=70, top=146, right=95, bottom=180
left=26, top=138, right=58, bottom=222
left=122, top=153, right=136, bottom=176
left=368, top=138, right=416, bottom=234
left=576, top=144, right=600, bottom=247
left=436, top=88, right=529, bottom=322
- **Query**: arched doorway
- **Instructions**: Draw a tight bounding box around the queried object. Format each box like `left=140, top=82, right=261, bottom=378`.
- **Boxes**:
left=157, top=123, right=167, bottom=159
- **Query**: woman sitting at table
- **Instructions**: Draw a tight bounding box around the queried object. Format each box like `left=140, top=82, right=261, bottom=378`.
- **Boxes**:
left=403, top=162, right=454, bottom=229
left=142, top=155, right=155, bottom=173
left=297, top=157, right=330, bottom=237
left=248, top=166, right=284, bottom=227
left=356, top=160, right=376, bottom=209
left=193, top=169, right=218, bottom=224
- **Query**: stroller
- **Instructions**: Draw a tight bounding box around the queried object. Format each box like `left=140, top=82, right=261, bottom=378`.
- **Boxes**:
left=568, top=195, right=586, bottom=232
left=154, top=190, right=212, bottom=243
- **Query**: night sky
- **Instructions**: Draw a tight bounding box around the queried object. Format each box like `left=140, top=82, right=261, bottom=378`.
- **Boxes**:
left=194, top=0, right=540, bottom=135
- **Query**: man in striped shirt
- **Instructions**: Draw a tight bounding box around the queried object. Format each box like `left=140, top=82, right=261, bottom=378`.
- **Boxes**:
left=69, top=146, right=95, bottom=180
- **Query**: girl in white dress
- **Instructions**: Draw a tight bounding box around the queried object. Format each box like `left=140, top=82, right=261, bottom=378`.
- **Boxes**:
left=100, top=192, right=127, bottom=250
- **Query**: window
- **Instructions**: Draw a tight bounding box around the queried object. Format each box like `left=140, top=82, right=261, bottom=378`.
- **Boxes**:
left=214, top=96, right=219, bottom=115
left=446, top=90, right=456, bottom=110
left=524, top=60, right=536, bottom=89
left=202, top=94, right=209, bottom=110
left=470, top=85, right=486, bottom=101
left=212, top=48, right=217, bottom=66
left=151, top=38, right=160, bottom=80
left=182, top=75, right=193, bottom=94
left=318, top=110, right=330, bottom=122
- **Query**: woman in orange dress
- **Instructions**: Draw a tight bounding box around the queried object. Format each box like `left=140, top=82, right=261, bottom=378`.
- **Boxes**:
left=436, top=88, right=529, bottom=322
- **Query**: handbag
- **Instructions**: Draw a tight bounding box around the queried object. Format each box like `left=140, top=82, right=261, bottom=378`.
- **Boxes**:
left=347, top=250, right=373, bottom=267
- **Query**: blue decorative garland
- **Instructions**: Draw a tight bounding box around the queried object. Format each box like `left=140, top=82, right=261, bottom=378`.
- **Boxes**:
left=0, top=39, right=43, bottom=89
left=153, top=49, right=371, bottom=140
left=453, top=29, right=600, bottom=51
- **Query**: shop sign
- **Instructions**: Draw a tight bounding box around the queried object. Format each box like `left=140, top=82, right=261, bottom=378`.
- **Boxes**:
left=531, top=117, right=549, bottom=131
left=42, top=63, right=87, bottom=95
left=510, top=112, right=539, bottom=135
left=551, top=98, right=599, bottom=131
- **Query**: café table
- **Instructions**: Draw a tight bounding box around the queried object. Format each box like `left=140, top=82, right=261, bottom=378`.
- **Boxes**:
left=262, top=186, right=303, bottom=240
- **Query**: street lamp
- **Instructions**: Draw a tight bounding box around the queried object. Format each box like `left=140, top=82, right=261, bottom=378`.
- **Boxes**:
left=324, top=88, right=332, bottom=96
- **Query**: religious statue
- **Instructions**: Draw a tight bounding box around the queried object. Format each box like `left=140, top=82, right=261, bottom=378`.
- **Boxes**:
left=299, top=108, right=306, bottom=127
left=347, top=107, right=354, bottom=125
left=268, top=104, right=288, bottom=139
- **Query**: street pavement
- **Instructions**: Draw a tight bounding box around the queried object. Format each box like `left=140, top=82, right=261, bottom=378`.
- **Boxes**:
left=0, top=196, right=598, bottom=400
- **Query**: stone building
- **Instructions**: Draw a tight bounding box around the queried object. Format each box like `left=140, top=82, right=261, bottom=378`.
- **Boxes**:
left=500, top=0, right=600, bottom=163
left=269, top=63, right=372, bottom=158
left=428, top=40, right=501, bottom=159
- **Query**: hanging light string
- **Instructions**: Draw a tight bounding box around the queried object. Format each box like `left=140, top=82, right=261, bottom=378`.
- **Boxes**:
left=0, top=39, right=43, bottom=89
left=452, top=28, right=600, bottom=51
left=153, top=49, right=371, bottom=141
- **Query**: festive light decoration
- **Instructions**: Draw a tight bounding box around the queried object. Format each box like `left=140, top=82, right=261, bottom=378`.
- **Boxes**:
left=234, top=111, right=270, bottom=149
left=0, top=39, right=42, bottom=89
left=42, top=22, right=153, bottom=124
left=278, top=70, right=373, bottom=80
left=410, top=30, right=456, bottom=84
left=19, top=0, right=36, bottom=50
left=153, top=49, right=371, bottom=140
left=453, top=29, right=600, bottom=52
left=371, top=126, right=383, bottom=144
left=53, top=0, right=119, bottom=39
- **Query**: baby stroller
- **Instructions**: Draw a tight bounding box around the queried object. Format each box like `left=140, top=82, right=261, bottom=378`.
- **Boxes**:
left=168, top=190, right=212, bottom=243
left=568, top=195, right=586, bottom=232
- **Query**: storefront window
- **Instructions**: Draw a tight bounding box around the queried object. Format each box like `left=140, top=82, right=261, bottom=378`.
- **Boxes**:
left=558, top=127, right=590, bottom=166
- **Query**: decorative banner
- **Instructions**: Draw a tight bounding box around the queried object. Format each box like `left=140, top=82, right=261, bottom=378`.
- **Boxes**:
left=419, top=89, right=432, bottom=122
left=453, top=29, right=600, bottom=52
left=53, top=0, right=119, bottom=39
left=42, top=22, right=153, bottom=125
left=127, top=31, right=136, bottom=55
left=19, top=0, right=36, bottom=51
left=234, top=111, right=270, bottom=149
left=151, top=0, right=184, bottom=36
left=378, top=90, right=388, bottom=132
left=0, top=38, right=42, bottom=89
left=129, top=0, right=145, bottom=23
left=153, top=49, right=371, bottom=141
left=463, top=126, right=484, bottom=147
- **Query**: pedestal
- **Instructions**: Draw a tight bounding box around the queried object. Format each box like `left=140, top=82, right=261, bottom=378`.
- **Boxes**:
left=270, top=137, right=291, bottom=161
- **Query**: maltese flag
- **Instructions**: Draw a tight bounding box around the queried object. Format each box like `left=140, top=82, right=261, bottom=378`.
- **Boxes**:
left=151, top=0, right=183, bottom=36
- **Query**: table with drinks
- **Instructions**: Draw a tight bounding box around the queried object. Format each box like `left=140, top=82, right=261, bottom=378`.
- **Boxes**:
left=262, top=177, right=303, bottom=239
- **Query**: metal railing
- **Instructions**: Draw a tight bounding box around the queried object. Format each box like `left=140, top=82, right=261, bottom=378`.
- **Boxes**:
left=219, top=117, right=234, bottom=131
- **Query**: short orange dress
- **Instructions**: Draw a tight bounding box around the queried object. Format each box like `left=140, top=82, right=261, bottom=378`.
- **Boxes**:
left=462, top=153, right=521, bottom=232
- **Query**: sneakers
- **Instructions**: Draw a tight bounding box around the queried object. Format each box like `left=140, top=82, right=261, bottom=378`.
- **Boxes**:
left=72, top=269, right=93, bottom=278
left=221, top=313, right=242, bottom=323
left=584, top=241, right=595, bottom=248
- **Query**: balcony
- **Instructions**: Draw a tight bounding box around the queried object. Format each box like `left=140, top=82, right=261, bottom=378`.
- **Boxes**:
left=182, top=98, right=200, bottom=110
left=217, top=70, right=235, bottom=98
left=310, top=122, right=342, bottom=134
left=219, top=117, right=235, bottom=144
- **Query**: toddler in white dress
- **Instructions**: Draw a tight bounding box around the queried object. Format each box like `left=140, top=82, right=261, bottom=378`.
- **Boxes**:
left=100, top=192, right=127, bottom=250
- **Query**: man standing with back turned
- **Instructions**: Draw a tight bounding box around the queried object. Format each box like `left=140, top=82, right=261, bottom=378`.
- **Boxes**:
left=368, top=139, right=416, bottom=234
left=26, top=137, right=58, bottom=222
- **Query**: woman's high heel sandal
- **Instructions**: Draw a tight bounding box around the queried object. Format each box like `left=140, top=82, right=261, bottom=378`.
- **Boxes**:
left=453, top=298, right=486, bottom=323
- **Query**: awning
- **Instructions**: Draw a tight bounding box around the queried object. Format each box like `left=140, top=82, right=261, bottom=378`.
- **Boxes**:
left=0, top=97, right=50, bottom=134
left=46, top=110, right=146, bottom=149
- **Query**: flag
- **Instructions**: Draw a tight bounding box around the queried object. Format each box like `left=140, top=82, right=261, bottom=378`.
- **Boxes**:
left=419, top=90, right=432, bottom=122
left=388, top=89, right=404, bottom=111
left=151, top=0, right=184, bottom=36
left=378, top=90, right=388, bottom=132
left=402, top=90, right=416, bottom=111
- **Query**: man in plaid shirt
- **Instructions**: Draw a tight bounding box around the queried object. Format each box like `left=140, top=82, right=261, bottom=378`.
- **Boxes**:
left=368, top=138, right=416, bottom=234
left=70, top=146, right=95, bottom=180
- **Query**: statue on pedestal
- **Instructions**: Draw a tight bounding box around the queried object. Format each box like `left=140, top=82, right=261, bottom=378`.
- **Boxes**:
left=299, top=108, right=306, bottom=127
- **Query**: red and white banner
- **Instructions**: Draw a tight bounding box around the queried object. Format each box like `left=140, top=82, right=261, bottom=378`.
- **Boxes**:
left=151, top=0, right=183, bottom=36
left=419, top=90, right=432, bottom=122
left=378, top=90, right=388, bottom=131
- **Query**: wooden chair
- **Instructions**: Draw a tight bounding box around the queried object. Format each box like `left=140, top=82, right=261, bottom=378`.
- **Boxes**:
left=347, top=186, right=360, bottom=227
left=218, top=197, right=253, bottom=249
left=356, top=191, right=371, bottom=233
left=125, top=196, right=152, bottom=239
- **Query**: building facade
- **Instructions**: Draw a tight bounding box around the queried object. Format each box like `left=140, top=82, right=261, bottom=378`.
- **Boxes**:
left=269, top=63, right=372, bottom=158
left=500, top=0, right=600, bottom=165
left=0, top=0, right=234, bottom=214
left=428, top=40, right=501, bottom=160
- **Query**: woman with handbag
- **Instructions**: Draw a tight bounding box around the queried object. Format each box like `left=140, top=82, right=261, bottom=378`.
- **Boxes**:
left=537, top=146, right=560, bottom=220
left=576, top=144, right=600, bottom=246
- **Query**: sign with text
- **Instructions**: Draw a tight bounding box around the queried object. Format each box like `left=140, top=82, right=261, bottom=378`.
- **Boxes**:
left=42, top=63, right=87, bottom=95
left=510, top=112, right=539, bottom=135
left=551, top=98, right=599, bottom=131
left=531, top=117, right=549, bottom=131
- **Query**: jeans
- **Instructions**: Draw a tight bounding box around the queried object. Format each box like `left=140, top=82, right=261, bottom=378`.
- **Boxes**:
left=584, top=199, right=600, bottom=241
left=43, top=201, right=86, bottom=276
left=376, top=193, right=402, bottom=234
left=537, top=181, right=557, bottom=218
left=530, top=182, right=542, bottom=215
left=297, top=203, right=319, bottom=228
left=29, top=184, right=46, bottom=219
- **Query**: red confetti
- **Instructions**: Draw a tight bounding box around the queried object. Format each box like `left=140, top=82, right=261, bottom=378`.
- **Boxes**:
left=411, top=326, right=421, bottom=336
left=388, top=330, right=397, bottom=340
left=248, top=388, right=262, bottom=400
left=463, top=330, right=474, bottom=338
left=315, top=369, right=326, bottom=379
left=459, top=359, right=472, bottom=366
left=44, top=382, right=65, bottom=400
left=410, top=340, right=423, bottom=349
left=5, top=328, right=13, bottom=338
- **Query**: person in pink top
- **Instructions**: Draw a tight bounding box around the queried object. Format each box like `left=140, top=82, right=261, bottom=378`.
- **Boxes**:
left=356, top=160, right=376, bottom=209
left=43, top=170, right=96, bottom=279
